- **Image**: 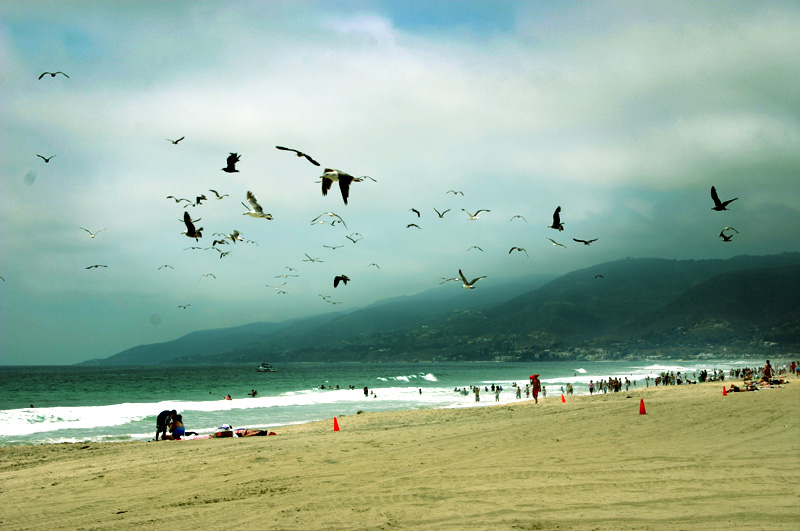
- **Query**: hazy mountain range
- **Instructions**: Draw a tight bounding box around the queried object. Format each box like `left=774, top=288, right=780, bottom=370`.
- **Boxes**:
left=81, top=253, right=800, bottom=365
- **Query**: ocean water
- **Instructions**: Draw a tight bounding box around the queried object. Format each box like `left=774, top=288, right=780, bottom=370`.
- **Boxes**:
left=0, top=359, right=766, bottom=446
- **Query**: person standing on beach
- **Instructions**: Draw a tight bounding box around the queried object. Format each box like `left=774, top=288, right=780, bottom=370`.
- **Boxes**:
left=530, top=374, right=541, bottom=404
left=155, top=409, right=177, bottom=441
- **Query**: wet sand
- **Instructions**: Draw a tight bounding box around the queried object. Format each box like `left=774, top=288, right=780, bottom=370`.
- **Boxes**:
left=1, top=380, right=798, bottom=530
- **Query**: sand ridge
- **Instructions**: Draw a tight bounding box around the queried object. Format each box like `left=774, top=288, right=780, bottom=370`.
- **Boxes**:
left=1, top=381, right=798, bottom=530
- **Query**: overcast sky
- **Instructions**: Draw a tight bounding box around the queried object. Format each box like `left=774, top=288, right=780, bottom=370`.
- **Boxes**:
left=1, top=1, right=798, bottom=365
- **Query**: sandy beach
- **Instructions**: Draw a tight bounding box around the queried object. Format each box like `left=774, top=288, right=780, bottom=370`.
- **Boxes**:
left=1, top=381, right=797, bottom=530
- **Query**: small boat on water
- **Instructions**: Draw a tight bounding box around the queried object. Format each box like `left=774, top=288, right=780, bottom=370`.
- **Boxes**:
left=256, top=363, right=277, bottom=373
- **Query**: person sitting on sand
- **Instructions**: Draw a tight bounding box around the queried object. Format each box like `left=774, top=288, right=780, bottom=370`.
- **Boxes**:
left=155, top=409, right=177, bottom=441
left=164, top=414, right=186, bottom=440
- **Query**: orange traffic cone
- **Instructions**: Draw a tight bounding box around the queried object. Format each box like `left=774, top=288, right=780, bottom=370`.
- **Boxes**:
left=639, top=399, right=646, bottom=415
left=561, top=394, right=566, bottom=403
left=722, top=386, right=727, bottom=396
left=333, top=417, right=340, bottom=431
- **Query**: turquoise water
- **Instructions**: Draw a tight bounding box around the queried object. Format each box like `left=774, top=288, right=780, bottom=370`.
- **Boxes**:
left=0, top=359, right=766, bottom=446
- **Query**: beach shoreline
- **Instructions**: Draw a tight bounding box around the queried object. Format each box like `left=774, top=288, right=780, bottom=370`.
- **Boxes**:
left=1, top=381, right=798, bottom=530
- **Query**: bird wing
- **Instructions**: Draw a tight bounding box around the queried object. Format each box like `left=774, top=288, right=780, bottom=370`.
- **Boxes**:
left=183, top=211, right=196, bottom=232
left=469, top=276, right=487, bottom=285
left=710, top=186, right=722, bottom=207
left=176, top=136, right=184, bottom=143
left=337, top=174, right=354, bottom=205
left=411, top=208, right=420, bottom=217
left=321, top=177, right=334, bottom=197
left=246, top=191, right=264, bottom=213
left=458, top=269, right=468, bottom=284
left=303, top=154, right=320, bottom=166
left=475, top=210, right=490, bottom=216
left=38, top=72, right=47, bottom=80
left=57, top=72, right=69, bottom=78
left=275, top=146, right=298, bottom=154
left=552, top=206, right=561, bottom=225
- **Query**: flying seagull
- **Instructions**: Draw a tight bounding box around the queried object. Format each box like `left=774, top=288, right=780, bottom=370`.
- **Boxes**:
left=200, top=273, right=216, bottom=280
left=433, top=208, right=450, bottom=218
left=222, top=153, right=241, bottom=173
left=722, top=226, right=739, bottom=234
left=166, top=196, right=190, bottom=204
left=323, top=244, right=344, bottom=250
left=406, top=223, right=422, bottom=229
left=321, top=168, right=363, bottom=205
left=227, top=230, right=244, bottom=244
left=446, top=190, right=464, bottom=195
left=467, top=246, right=483, bottom=252
left=594, top=274, right=604, bottom=279
left=158, top=265, right=174, bottom=270
left=208, top=189, right=229, bottom=200
left=509, top=246, right=529, bottom=257
left=178, top=304, right=191, bottom=309
left=333, top=274, right=350, bottom=288
left=410, top=208, right=421, bottom=217
left=549, top=206, right=564, bottom=231
left=719, top=231, right=733, bottom=242
left=181, top=211, right=203, bottom=241
left=274, top=274, right=299, bottom=279
left=458, top=269, right=486, bottom=289
left=80, top=227, right=106, bottom=238
left=440, top=276, right=460, bottom=285
left=86, top=264, right=107, bottom=269
left=367, top=263, right=381, bottom=269
left=242, top=191, right=273, bottom=219
left=572, top=238, right=597, bottom=246
left=710, top=186, right=737, bottom=211
left=547, top=238, right=567, bottom=248
left=166, top=136, right=185, bottom=145
left=510, top=215, right=527, bottom=223
left=345, top=233, right=363, bottom=243
left=303, top=253, right=323, bottom=263
left=36, top=154, right=56, bottom=163
left=38, top=71, right=69, bottom=79
left=311, top=212, right=347, bottom=229
left=275, top=146, right=320, bottom=166
left=462, top=209, right=490, bottom=220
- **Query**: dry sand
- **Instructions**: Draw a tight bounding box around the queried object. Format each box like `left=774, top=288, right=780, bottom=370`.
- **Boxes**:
left=1, top=381, right=798, bottom=530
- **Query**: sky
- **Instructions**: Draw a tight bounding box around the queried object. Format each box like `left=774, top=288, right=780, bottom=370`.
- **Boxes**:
left=1, top=1, right=799, bottom=365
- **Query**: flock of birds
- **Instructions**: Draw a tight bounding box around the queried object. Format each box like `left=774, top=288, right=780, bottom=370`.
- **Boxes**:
left=21, top=70, right=743, bottom=315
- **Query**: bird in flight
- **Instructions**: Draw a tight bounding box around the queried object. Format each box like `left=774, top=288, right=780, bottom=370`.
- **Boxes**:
left=166, top=136, right=185, bottom=145
left=303, top=253, right=323, bottom=263
left=446, top=190, right=464, bottom=195
left=594, top=274, right=604, bottom=279
left=722, top=226, right=739, bottom=234
left=38, top=71, right=69, bottom=79
left=158, top=265, right=174, bottom=270
left=227, top=230, right=244, bottom=244
left=36, top=154, right=56, bottom=163
left=410, top=208, right=421, bottom=217
left=346, top=233, right=363, bottom=243
left=311, top=212, right=347, bottom=229
left=719, top=231, right=734, bottom=242
left=166, top=196, right=190, bottom=204
left=181, top=211, right=203, bottom=241
left=222, top=153, right=241, bottom=173
left=208, top=189, right=228, bottom=200
left=547, top=238, right=567, bottom=248
left=321, top=168, right=363, bottom=205
left=433, top=207, right=450, bottom=218
left=80, top=227, right=106, bottom=238
left=242, top=191, right=273, bottom=219
left=406, top=223, right=422, bottom=229
left=200, top=273, right=216, bottom=280
left=710, top=186, right=737, bottom=211
left=510, top=215, right=527, bottom=223
left=367, top=263, right=381, bottom=269
left=462, top=209, right=490, bottom=220
left=86, top=264, right=107, bottom=269
left=323, top=244, right=344, bottom=250
left=572, top=238, right=597, bottom=246
left=187, top=194, right=207, bottom=207
left=275, top=146, right=320, bottom=166
left=467, top=246, right=483, bottom=252
left=274, top=274, right=299, bottom=279
left=178, top=304, right=191, bottom=309
left=458, top=269, right=486, bottom=289
left=509, top=246, right=529, bottom=257
left=549, top=206, right=564, bottom=231
left=333, top=274, right=350, bottom=288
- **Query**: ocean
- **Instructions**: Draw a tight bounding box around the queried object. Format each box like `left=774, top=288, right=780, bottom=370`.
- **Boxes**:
left=0, top=359, right=767, bottom=446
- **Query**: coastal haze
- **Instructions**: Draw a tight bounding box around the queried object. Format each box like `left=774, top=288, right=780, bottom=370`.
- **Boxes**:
left=2, top=2, right=799, bottom=365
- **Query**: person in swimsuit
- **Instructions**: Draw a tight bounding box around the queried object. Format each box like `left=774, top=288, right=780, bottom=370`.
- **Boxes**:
left=155, top=409, right=177, bottom=441
left=164, top=414, right=187, bottom=440
left=530, top=374, right=541, bottom=404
